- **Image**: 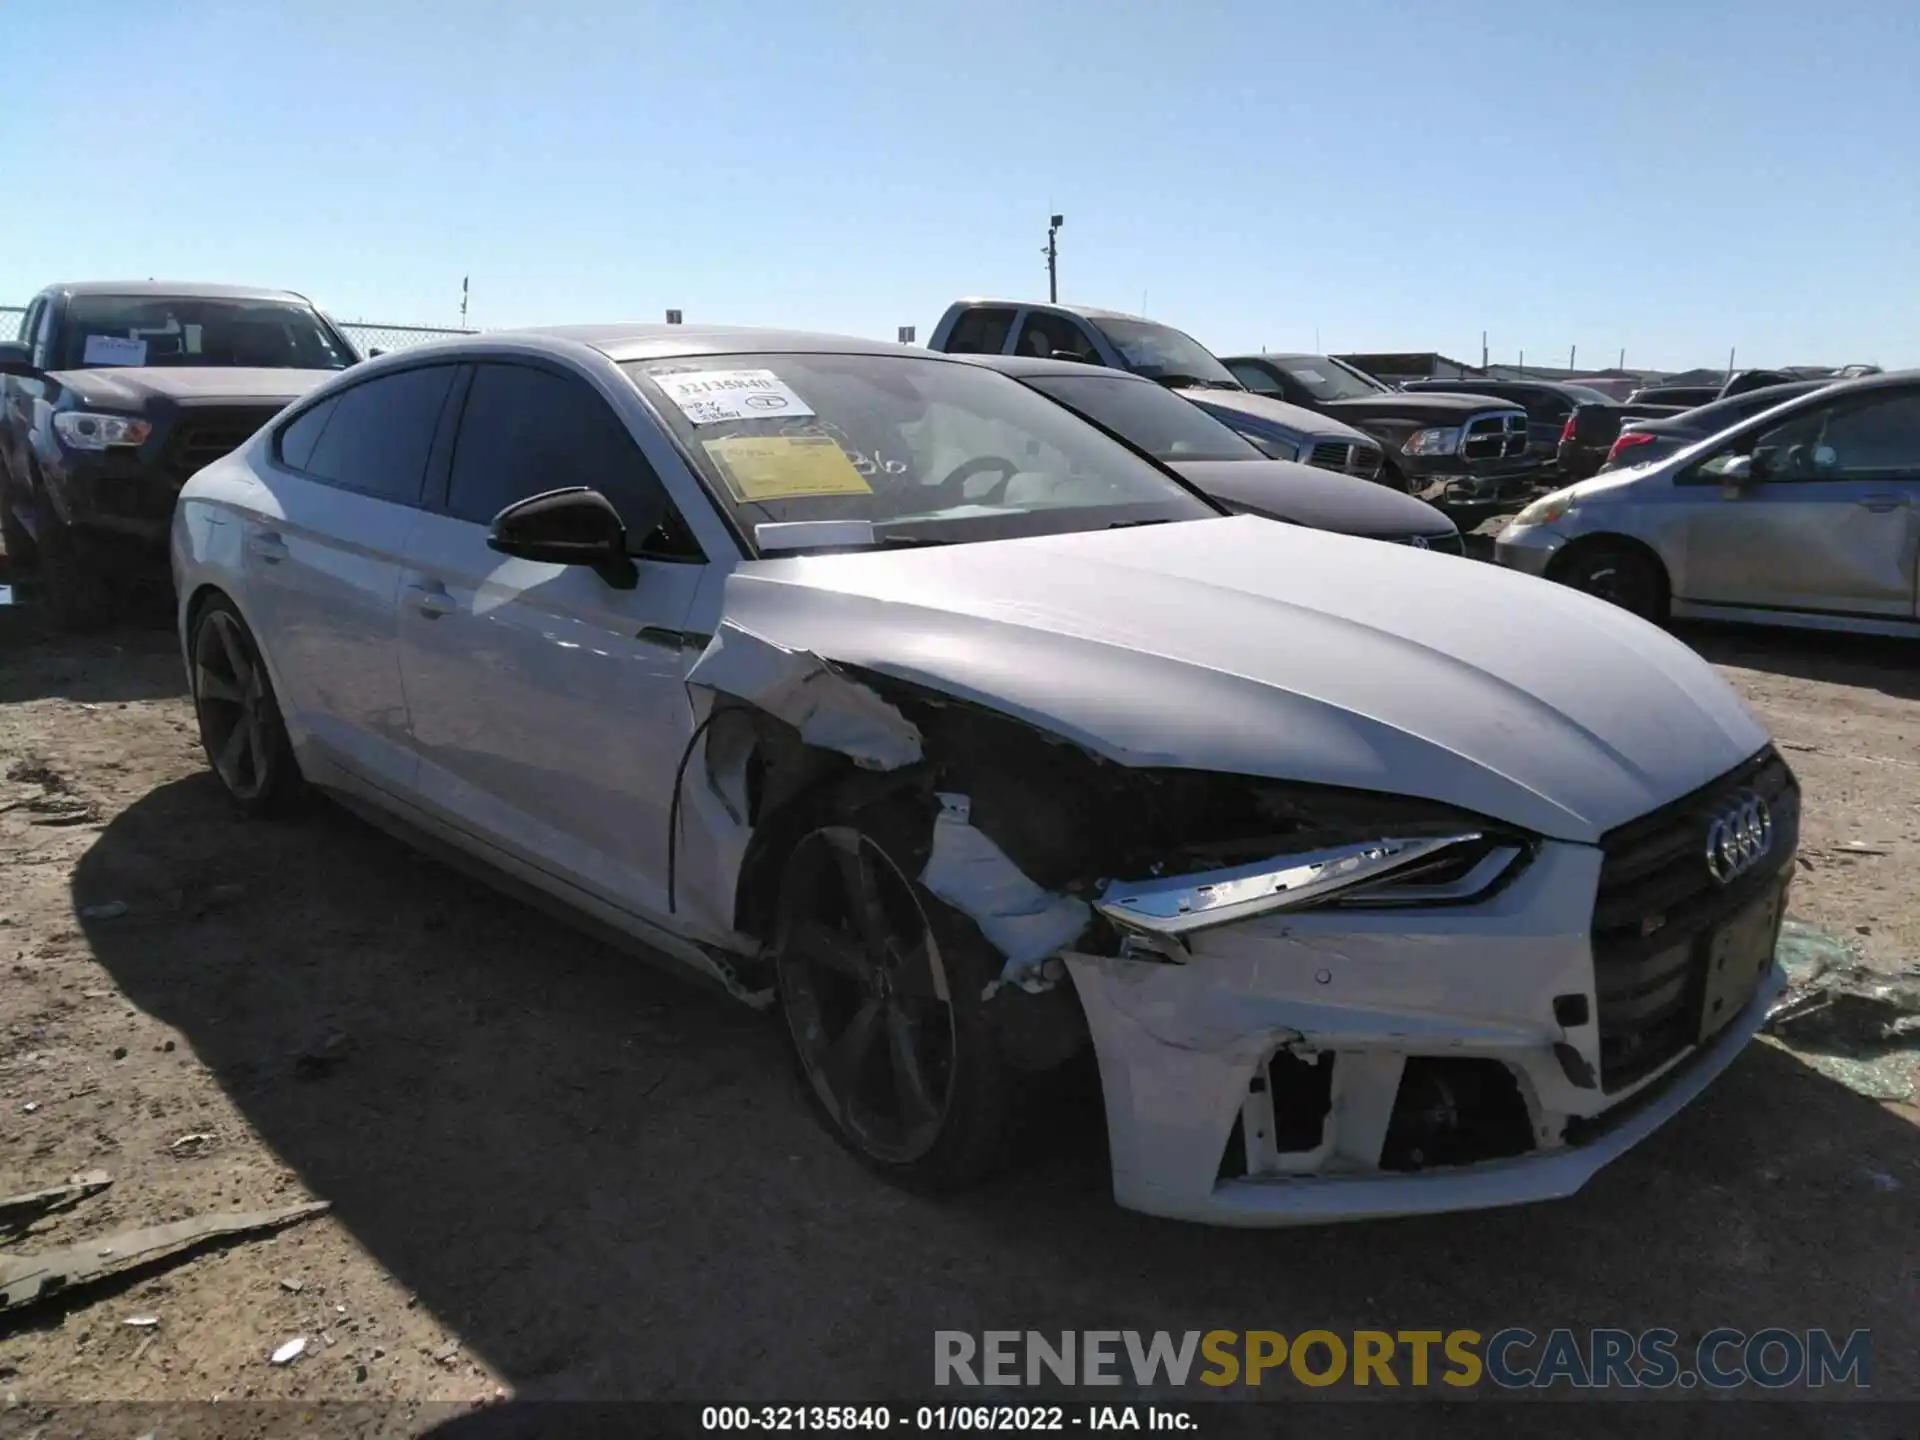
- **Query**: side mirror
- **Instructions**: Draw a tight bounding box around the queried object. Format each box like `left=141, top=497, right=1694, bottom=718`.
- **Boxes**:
left=0, top=340, right=40, bottom=379
left=366, top=347, right=386, bottom=359
left=488, top=486, right=642, bottom=589
left=1049, top=349, right=1098, bottom=365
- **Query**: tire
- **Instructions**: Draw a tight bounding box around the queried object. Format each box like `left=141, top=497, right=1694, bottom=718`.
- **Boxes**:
left=1555, top=544, right=1668, bottom=623
left=188, top=596, right=306, bottom=816
left=772, top=796, right=1016, bottom=1192
left=36, top=511, right=119, bottom=632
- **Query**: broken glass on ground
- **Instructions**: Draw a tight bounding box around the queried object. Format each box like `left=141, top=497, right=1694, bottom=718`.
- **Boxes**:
left=1763, top=920, right=1920, bottom=1102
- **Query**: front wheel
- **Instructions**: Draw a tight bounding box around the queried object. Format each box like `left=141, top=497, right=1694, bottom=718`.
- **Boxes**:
left=190, top=597, right=306, bottom=815
left=1555, top=544, right=1667, bottom=623
left=773, top=803, right=1016, bottom=1191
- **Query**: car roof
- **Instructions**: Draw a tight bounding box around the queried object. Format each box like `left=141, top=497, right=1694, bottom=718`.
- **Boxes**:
left=1221, top=353, right=1328, bottom=365
left=945, top=298, right=1159, bottom=325
left=47, top=280, right=314, bottom=303
left=958, top=353, right=1155, bottom=381
left=484, top=323, right=945, bottom=366
left=1408, top=377, right=1582, bottom=395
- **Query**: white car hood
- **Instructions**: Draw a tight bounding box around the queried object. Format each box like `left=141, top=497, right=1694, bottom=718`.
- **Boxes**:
left=719, top=515, right=1768, bottom=842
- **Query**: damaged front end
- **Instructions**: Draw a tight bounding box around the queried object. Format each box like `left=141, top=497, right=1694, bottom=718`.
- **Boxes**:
left=670, top=621, right=1790, bottom=1224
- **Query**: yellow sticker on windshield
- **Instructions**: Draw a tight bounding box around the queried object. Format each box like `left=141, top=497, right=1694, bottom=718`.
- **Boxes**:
left=702, top=435, right=875, bottom=503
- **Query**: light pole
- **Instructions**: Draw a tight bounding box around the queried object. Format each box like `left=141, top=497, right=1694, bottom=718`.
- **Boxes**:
left=1044, top=214, right=1064, bottom=302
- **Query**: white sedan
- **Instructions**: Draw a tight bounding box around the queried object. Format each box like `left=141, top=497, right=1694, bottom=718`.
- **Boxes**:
left=171, top=325, right=1799, bottom=1225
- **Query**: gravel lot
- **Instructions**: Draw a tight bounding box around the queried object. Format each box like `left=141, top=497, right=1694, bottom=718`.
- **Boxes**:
left=0, top=595, right=1915, bottom=1422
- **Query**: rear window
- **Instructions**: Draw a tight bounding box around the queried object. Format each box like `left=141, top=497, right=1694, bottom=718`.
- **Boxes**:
left=57, top=295, right=354, bottom=371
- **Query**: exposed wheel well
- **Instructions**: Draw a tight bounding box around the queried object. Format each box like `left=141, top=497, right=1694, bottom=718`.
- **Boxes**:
left=1544, top=532, right=1672, bottom=617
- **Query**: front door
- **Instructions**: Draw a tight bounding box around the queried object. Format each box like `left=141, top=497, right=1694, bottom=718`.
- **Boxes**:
left=396, top=359, right=709, bottom=920
left=244, top=363, right=459, bottom=793
left=1675, top=386, right=1920, bottom=620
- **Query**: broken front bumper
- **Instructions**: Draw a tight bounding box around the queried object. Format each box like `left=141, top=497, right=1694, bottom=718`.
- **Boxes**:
left=1064, top=838, right=1783, bottom=1226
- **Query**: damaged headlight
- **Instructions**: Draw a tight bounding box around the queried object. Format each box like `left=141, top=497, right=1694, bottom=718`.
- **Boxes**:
left=1094, top=798, right=1531, bottom=945
left=1401, top=426, right=1460, bottom=457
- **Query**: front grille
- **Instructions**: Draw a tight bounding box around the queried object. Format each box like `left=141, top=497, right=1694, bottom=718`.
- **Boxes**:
left=1590, top=747, right=1799, bottom=1092
left=163, top=407, right=279, bottom=483
left=1460, top=412, right=1530, bottom=465
left=1306, top=439, right=1385, bottom=481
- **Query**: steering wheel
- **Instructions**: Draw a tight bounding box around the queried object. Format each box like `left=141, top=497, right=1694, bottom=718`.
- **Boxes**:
left=931, top=455, right=1020, bottom=506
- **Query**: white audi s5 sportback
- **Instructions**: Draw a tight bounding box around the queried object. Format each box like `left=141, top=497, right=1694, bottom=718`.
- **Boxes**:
left=171, top=325, right=1798, bottom=1225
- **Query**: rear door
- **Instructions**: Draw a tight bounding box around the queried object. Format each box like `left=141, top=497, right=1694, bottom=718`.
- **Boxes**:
left=937, top=306, right=1019, bottom=356
left=1675, top=386, right=1920, bottom=619
left=396, top=358, right=709, bottom=919
left=246, top=363, right=458, bottom=792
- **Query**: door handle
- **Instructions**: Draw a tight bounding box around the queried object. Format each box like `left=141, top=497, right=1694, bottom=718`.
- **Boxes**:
left=1856, top=494, right=1909, bottom=513
left=246, top=531, right=289, bottom=564
left=406, top=580, right=454, bottom=619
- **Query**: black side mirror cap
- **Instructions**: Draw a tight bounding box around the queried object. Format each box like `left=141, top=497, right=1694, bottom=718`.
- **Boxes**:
left=488, top=486, right=648, bottom=590
left=0, top=340, right=40, bottom=379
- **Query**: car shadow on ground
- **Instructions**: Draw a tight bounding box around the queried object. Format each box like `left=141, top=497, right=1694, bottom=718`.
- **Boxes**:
left=73, top=777, right=1919, bottom=1402
left=1676, top=622, right=1920, bottom=703
left=0, top=603, right=185, bottom=706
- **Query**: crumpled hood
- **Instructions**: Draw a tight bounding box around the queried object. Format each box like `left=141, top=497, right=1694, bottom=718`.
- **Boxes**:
left=721, top=515, right=1768, bottom=842
left=1170, top=458, right=1453, bottom=538
left=48, top=367, right=338, bottom=408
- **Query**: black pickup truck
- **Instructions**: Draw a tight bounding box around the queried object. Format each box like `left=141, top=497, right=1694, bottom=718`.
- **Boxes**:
left=0, top=282, right=355, bottom=628
left=1216, top=352, right=1542, bottom=501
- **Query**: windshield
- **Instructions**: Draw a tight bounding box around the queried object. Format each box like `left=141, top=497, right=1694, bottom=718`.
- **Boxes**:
left=1025, top=374, right=1264, bottom=463
left=56, top=295, right=355, bottom=371
left=1089, top=318, right=1239, bottom=387
left=1276, top=356, right=1390, bottom=402
left=624, top=353, right=1219, bottom=552
left=1563, top=385, right=1616, bottom=406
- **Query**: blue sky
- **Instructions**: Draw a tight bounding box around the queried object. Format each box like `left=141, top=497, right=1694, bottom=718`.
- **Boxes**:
left=3, top=0, right=1915, bottom=370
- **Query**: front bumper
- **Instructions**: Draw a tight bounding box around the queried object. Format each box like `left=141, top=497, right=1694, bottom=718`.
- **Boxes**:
left=1491, top=524, right=1564, bottom=576
left=1064, top=838, right=1783, bottom=1226
left=1396, top=451, right=1545, bottom=499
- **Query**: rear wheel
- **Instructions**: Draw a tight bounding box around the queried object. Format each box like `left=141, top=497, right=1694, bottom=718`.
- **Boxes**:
left=1555, top=544, right=1667, bottom=623
left=773, top=802, right=1015, bottom=1190
left=190, top=597, right=305, bottom=815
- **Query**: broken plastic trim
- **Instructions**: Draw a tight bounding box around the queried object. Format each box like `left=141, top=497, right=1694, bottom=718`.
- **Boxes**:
left=1095, top=833, right=1492, bottom=940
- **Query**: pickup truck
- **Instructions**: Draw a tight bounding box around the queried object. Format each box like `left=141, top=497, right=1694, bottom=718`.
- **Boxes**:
left=0, top=282, right=355, bottom=628
left=1217, top=352, right=1542, bottom=501
left=926, top=299, right=1391, bottom=486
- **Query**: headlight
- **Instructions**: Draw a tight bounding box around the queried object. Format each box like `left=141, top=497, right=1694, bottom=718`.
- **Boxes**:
left=1091, top=782, right=1533, bottom=951
left=53, top=412, right=153, bottom=451
left=1402, top=426, right=1460, bottom=457
left=1513, top=490, right=1580, bottom=528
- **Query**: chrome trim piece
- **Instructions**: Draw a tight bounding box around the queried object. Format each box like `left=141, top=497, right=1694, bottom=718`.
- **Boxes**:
left=1337, top=844, right=1523, bottom=906
left=1094, top=833, right=1487, bottom=938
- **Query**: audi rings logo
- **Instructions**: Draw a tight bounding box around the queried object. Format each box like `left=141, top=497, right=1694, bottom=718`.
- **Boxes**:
left=1705, top=791, right=1773, bottom=884
left=1409, top=535, right=1430, bottom=550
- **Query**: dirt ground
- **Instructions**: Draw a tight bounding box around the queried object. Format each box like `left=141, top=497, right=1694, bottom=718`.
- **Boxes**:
left=0, top=594, right=1916, bottom=1425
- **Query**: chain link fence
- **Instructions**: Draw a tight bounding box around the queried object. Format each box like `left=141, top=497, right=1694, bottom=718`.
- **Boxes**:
left=0, top=304, right=473, bottom=355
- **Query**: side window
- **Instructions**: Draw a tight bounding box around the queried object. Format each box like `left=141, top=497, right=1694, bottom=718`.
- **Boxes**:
left=1524, top=391, right=1574, bottom=425
left=276, top=396, right=340, bottom=472
left=1753, top=393, right=1920, bottom=480
left=302, top=365, right=457, bottom=504
left=24, top=299, right=52, bottom=366
left=1013, top=312, right=1102, bottom=364
left=1227, top=361, right=1284, bottom=396
left=446, top=363, right=690, bottom=555
left=942, top=307, right=1017, bottom=355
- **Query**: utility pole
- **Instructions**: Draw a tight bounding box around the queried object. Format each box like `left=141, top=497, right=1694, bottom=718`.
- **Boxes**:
left=1044, top=214, right=1064, bottom=303
left=1518, top=349, right=1524, bottom=375
left=1481, top=331, right=1488, bottom=370
left=1618, top=347, right=1626, bottom=369
left=1569, top=344, right=1577, bottom=370
left=1726, top=346, right=1736, bottom=379
left=460, top=275, right=469, bottom=329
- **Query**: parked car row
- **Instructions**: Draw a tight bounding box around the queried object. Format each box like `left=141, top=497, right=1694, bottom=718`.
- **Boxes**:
left=0, top=273, right=1889, bottom=1227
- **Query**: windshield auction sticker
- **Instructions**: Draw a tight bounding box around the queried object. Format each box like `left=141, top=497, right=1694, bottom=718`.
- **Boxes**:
left=656, top=369, right=816, bottom=425
left=82, top=334, right=149, bottom=366
left=703, top=435, right=874, bottom=502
